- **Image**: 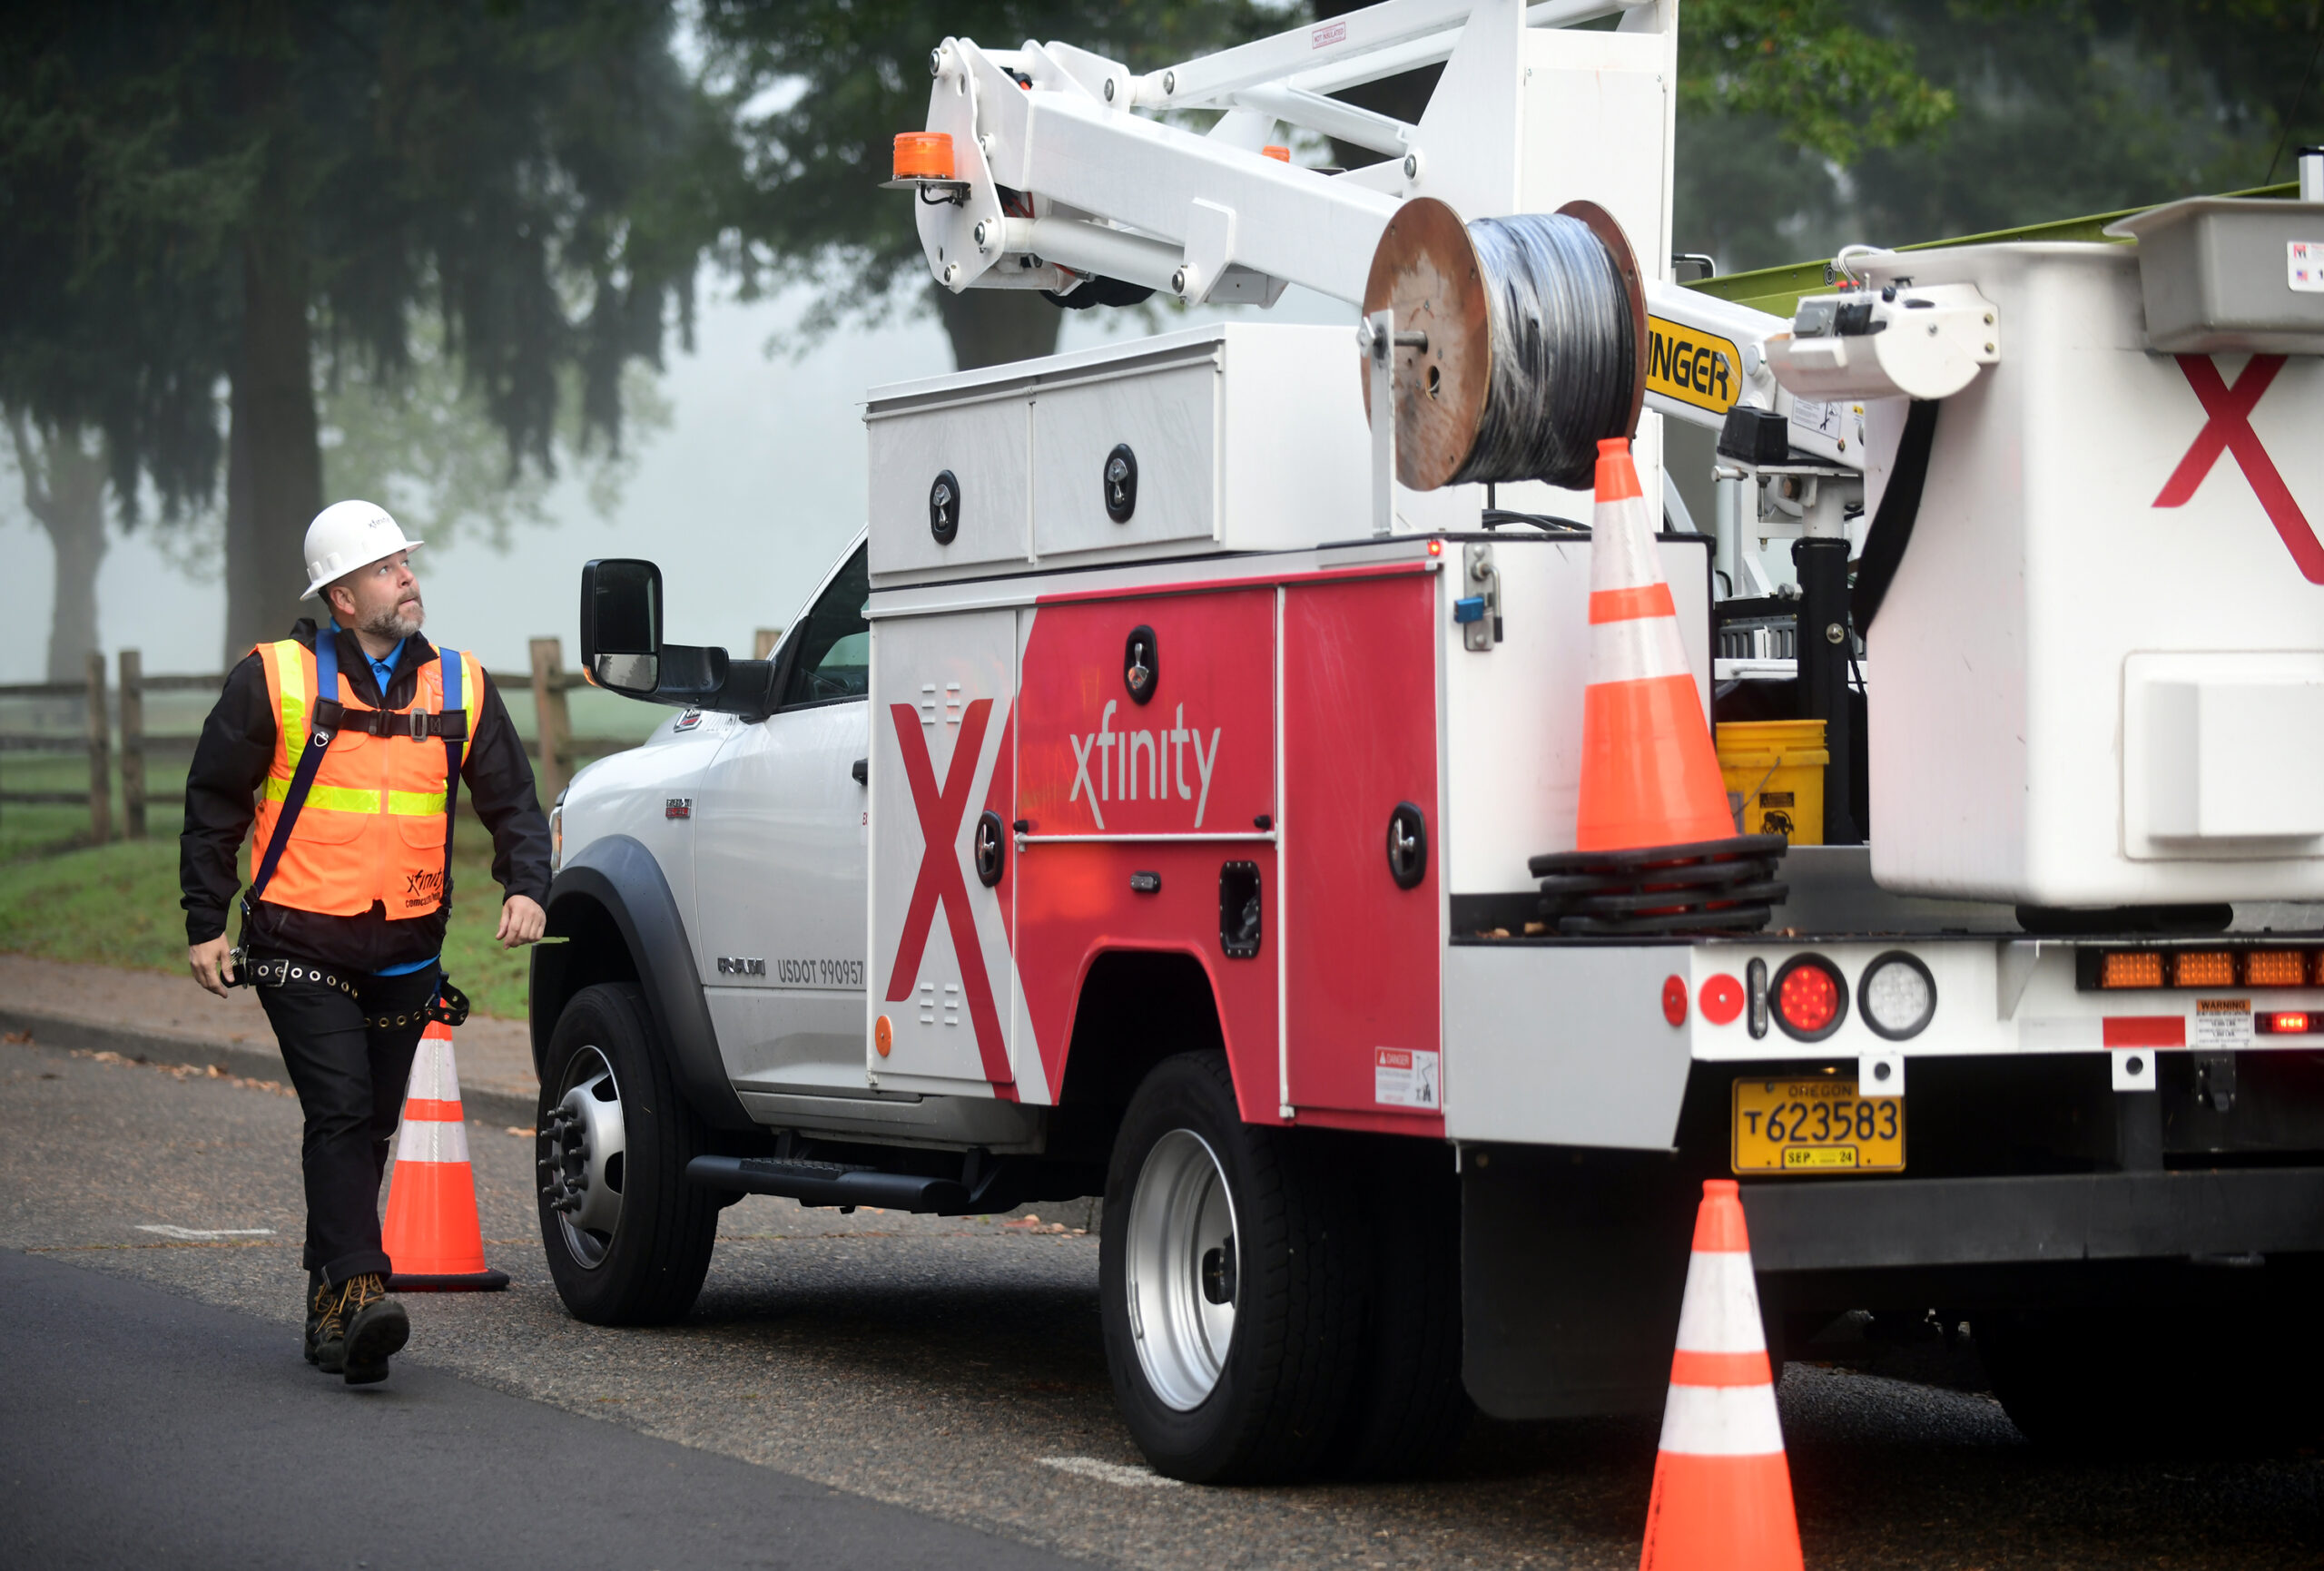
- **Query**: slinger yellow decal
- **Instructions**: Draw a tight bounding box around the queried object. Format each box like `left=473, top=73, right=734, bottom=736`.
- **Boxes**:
left=1646, top=317, right=1742, bottom=417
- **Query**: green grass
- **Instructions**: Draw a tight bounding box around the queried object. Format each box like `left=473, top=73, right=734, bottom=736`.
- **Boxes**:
left=0, top=824, right=537, bottom=1019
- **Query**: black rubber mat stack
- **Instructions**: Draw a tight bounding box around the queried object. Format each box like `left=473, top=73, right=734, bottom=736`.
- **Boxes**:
left=1529, top=833, right=1789, bottom=936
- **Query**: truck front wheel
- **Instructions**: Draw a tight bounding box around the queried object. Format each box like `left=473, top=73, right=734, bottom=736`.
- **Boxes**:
left=537, top=982, right=719, bottom=1326
left=1100, top=1052, right=1362, bottom=1482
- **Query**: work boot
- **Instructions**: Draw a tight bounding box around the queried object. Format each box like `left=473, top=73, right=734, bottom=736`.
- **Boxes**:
left=312, top=1275, right=351, bottom=1375
left=335, top=1273, right=409, bottom=1387
left=303, top=1271, right=330, bottom=1366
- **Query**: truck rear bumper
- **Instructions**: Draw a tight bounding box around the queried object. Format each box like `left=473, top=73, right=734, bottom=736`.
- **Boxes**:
left=1742, top=1164, right=2324, bottom=1272
left=1461, top=1150, right=2324, bottom=1420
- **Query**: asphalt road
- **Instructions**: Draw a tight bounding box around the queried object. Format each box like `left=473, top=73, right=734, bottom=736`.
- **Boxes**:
left=6, top=1032, right=2324, bottom=1569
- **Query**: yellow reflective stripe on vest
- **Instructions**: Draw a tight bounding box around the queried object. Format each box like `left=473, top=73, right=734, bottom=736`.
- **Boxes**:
left=260, top=776, right=381, bottom=814
left=271, top=640, right=307, bottom=742
left=259, top=779, right=448, bottom=816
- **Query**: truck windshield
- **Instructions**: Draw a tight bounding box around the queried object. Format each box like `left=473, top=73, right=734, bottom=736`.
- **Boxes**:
left=782, top=545, right=871, bottom=707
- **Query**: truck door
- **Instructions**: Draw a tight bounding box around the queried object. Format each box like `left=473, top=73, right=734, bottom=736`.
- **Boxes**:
left=689, top=542, right=871, bottom=1097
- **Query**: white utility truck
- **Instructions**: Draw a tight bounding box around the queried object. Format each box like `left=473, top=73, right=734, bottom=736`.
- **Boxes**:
left=533, top=0, right=2324, bottom=1475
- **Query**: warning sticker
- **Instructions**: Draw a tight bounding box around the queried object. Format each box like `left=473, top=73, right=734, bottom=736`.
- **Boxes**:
left=1646, top=317, right=1743, bottom=416
left=1374, top=1047, right=1441, bottom=1109
left=2194, top=997, right=2254, bottom=1047
left=2290, top=241, right=2324, bottom=293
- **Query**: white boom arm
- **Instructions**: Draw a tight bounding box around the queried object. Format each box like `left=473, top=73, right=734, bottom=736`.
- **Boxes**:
left=902, top=0, right=1797, bottom=436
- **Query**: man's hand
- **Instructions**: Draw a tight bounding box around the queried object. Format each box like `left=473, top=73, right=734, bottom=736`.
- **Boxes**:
left=188, top=937, right=237, bottom=997
left=497, top=894, right=547, bottom=948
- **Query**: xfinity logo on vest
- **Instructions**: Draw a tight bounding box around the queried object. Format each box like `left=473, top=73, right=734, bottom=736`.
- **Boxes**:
left=1068, top=699, right=1223, bottom=830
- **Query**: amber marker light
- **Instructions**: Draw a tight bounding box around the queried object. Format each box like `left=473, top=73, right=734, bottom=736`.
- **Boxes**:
left=2099, top=951, right=2163, bottom=989
left=874, top=1015, right=894, bottom=1056
left=2246, top=950, right=2309, bottom=987
left=1263, top=144, right=1291, bottom=162
left=2172, top=951, right=2235, bottom=988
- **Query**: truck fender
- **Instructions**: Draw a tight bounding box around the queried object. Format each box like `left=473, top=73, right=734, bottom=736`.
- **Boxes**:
left=530, top=833, right=753, bottom=1132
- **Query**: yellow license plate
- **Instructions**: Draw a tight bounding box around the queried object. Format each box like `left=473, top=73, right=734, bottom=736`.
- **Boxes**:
left=1730, top=1077, right=1905, bottom=1174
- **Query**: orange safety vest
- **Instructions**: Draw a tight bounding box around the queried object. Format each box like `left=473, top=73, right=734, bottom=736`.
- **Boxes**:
left=251, top=637, right=483, bottom=919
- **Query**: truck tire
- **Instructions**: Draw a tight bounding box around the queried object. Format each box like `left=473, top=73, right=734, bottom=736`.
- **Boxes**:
left=1100, top=1051, right=1363, bottom=1483
left=1321, top=1142, right=1473, bottom=1479
left=537, top=982, right=719, bottom=1326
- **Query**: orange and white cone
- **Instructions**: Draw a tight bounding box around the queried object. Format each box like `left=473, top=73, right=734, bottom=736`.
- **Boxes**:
left=1577, top=436, right=1736, bottom=851
left=1640, top=1179, right=1801, bottom=1571
left=381, top=1019, right=508, bottom=1291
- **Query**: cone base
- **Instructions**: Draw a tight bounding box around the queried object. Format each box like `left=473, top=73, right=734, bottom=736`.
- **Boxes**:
left=1578, top=674, right=1738, bottom=853
left=1640, top=1449, right=1802, bottom=1571
left=381, top=1161, right=494, bottom=1280
left=387, top=1269, right=510, bottom=1293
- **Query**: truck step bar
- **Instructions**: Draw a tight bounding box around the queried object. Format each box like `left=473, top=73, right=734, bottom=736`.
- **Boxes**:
left=684, top=1154, right=971, bottom=1214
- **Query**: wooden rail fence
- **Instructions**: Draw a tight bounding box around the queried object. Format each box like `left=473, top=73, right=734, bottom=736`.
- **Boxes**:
left=0, top=639, right=638, bottom=846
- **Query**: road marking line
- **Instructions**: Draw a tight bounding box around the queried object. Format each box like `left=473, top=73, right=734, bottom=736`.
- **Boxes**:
left=1038, top=1456, right=1182, bottom=1488
left=135, top=1225, right=275, bottom=1241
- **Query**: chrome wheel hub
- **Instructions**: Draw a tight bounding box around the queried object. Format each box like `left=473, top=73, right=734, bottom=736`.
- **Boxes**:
left=1124, top=1129, right=1238, bottom=1410
left=539, top=1046, right=626, bottom=1269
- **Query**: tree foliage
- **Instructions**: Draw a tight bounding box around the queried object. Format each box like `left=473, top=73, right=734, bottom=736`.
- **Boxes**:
left=694, top=0, right=1282, bottom=367
left=1678, top=0, right=2324, bottom=272
left=0, top=2, right=727, bottom=657
left=1680, top=0, right=1955, bottom=165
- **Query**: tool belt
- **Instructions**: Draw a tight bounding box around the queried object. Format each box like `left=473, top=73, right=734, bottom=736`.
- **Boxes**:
left=233, top=951, right=471, bottom=1029
left=310, top=697, right=468, bottom=741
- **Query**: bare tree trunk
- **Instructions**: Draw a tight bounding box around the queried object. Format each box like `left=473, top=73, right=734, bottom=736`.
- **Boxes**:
left=7, top=415, right=111, bottom=683
left=933, top=287, right=1065, bottom=371
left=222, top=159, right=322, bottom=662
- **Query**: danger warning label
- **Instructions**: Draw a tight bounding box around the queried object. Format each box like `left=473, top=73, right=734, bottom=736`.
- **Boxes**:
left=1374, top=1046, right=1441, bottom=1109
left=1646, top=317, right=1742, bottom=417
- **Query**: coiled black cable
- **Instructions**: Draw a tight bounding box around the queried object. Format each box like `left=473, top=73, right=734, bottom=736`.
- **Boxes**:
left=1452, top=213, right=1637, bottom=491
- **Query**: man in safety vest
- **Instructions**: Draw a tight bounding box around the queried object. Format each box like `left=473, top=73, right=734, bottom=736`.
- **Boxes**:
left=180, top=500, right=551, bottom=1386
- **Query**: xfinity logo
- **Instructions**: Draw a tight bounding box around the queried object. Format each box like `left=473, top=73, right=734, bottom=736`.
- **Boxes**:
left=1069, top=699, right=1223, bottom=830
left=715, top=956, right=765, bottom=977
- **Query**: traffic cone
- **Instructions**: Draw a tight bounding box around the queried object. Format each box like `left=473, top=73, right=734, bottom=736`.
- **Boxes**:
left=1640, top=1179, right=1801, bottom=1571
left=382, top=1020, right=509, bottom=1291
left=1577, top=437, right=1736, bottom=851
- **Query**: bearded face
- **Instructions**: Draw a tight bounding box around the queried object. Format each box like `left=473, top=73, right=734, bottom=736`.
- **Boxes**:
left=328, top=550, right=426, bottom=642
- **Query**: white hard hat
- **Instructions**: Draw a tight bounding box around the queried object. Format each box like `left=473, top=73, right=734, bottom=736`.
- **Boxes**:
left=300, top=500, right=424, bottom=600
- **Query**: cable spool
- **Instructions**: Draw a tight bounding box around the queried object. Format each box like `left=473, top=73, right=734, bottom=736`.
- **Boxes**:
left=1362, top=197, right=1646, bottom=492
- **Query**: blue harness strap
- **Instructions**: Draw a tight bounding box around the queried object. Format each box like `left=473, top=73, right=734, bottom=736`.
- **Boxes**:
left=439, top=647, right=467, bottom=904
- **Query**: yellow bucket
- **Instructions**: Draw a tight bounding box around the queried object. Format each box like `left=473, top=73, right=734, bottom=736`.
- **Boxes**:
left=1716, top=719, right=1827, bottom=845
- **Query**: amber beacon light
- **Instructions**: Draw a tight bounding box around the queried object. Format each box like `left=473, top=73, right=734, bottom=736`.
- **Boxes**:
left=893, top=132, right=955, bottom=182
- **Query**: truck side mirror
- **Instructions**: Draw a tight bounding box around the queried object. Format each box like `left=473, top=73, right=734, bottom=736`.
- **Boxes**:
left=581, top=558, right=664, bottom=694
left=579, top=557, right=754, bottom=713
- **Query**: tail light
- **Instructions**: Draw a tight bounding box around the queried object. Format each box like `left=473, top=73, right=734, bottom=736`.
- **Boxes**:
left=1771, top=955, right=1848, bottom=1042
left=1859, top=952, right=1936, bottom=1040
left=2256, top=1012, right=2315, bottom=1035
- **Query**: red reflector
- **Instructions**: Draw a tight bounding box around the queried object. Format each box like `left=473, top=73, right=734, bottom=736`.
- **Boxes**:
left=1777, top=965, right=1838, bottom=1033
left=2258, top=1011, right=2313, bottom=1035
left=2103, top=1016, right=2186, bottom=1048
left=1699, top=974, right=1745, bottom=1026
left=1662, top=975, right=1688, bottom=1026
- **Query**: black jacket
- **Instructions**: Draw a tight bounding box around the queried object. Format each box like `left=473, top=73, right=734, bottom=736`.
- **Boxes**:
left=180, top=620, right=553, bottom=974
